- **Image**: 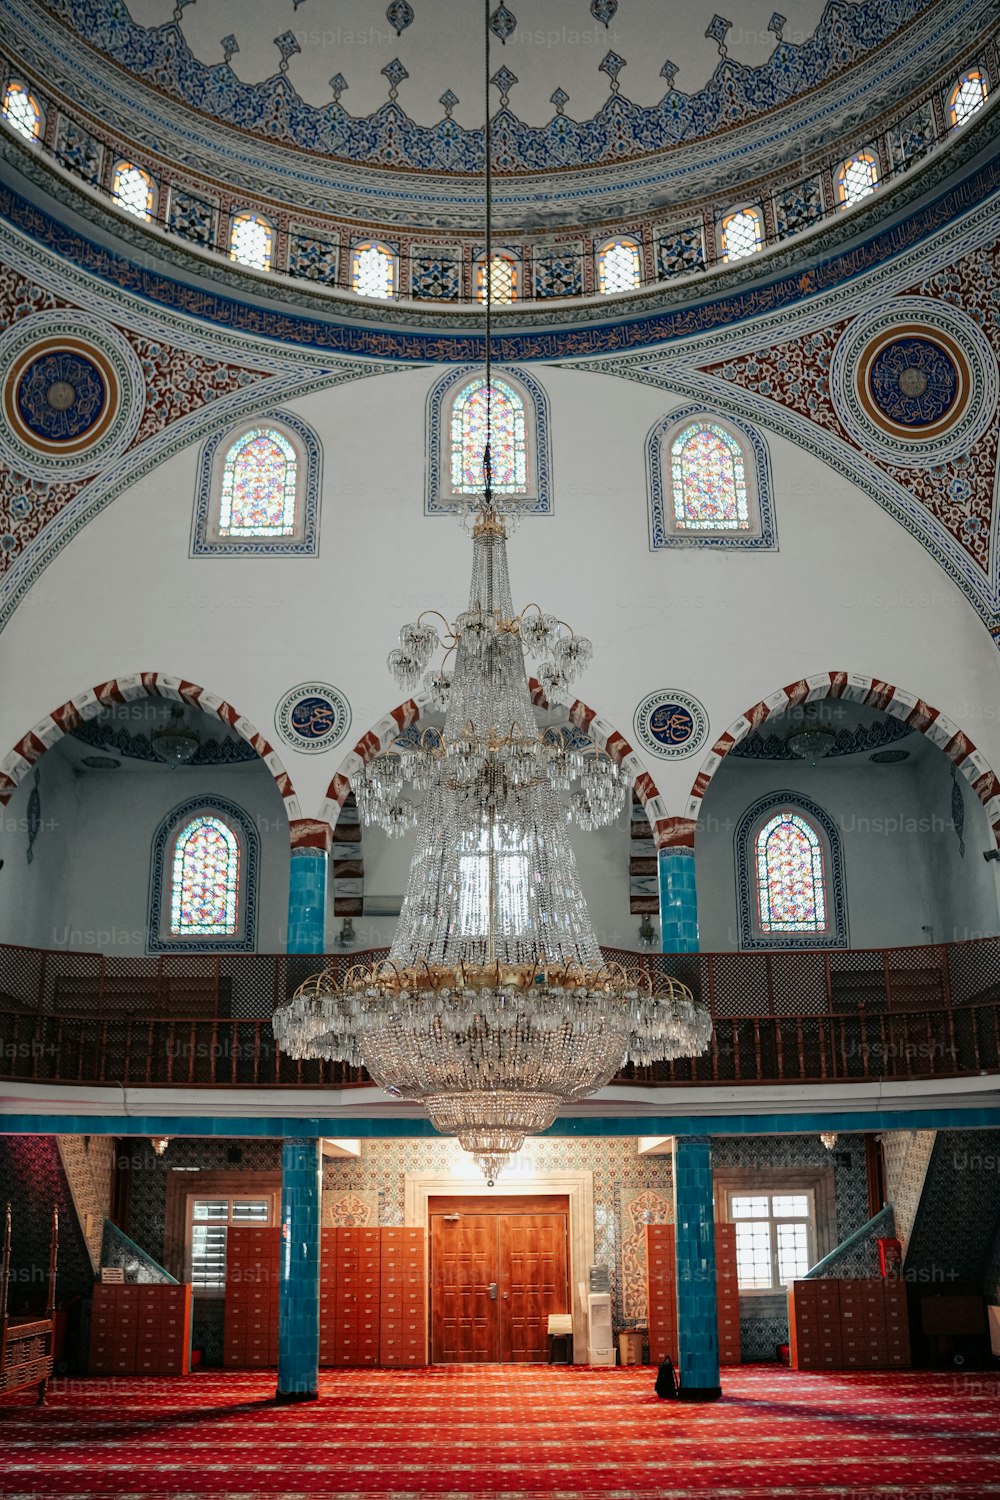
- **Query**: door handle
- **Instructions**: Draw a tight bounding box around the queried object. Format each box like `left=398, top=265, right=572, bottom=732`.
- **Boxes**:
left=488, top=1282, right=498, bottom=1300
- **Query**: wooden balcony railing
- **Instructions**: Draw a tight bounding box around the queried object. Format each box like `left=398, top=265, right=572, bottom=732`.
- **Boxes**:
left=1, top=937, right=999, bottom=1090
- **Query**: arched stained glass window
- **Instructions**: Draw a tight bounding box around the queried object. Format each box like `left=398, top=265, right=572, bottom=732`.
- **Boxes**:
left=670, top=422, right=749, bottom=530
left=755, top=811, right=827, bottom=933
left=598, top=238, right=641, bottom=294
left=230, top=210, right=274, bottom=270
left=835, top=150, right=879, bottom=207
left=948, top=68, right=989, bottom=127
left=2, top=80, right=42, bottom=142
left=450, top=376, right=527, bottom=495
left=169, top=816, right=240, bottom=936
left=352, top=241, right=395, bottom=299
left=219, top=428, right=298, bottom=537
left=720, top=206, right=762, bottom=261
left=112, top=160, right=155, bottom=221
left=476, top=253, right=518, bottom=304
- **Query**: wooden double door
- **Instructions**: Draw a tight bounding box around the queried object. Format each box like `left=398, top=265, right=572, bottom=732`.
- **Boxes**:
left=429, top=1195, right=569, bottom=1364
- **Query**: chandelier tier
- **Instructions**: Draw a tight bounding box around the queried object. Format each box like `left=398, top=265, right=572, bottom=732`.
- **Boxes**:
left=271, top=0, right=712, bottom=1180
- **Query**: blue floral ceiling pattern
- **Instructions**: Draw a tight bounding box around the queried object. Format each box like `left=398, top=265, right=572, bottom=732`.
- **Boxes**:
left=44, top=0, right=928, bottom=174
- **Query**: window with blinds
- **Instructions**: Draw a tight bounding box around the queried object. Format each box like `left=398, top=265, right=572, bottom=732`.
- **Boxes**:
left=189, top=1197, right=270, bottom=1293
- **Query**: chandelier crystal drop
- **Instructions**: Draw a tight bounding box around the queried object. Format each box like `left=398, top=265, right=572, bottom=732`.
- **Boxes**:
left=271, top=0, right=712, bottom=1181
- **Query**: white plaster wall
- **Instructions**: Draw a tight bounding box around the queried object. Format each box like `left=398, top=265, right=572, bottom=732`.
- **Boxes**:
left=695, top=751, right=989, bottom=951
left=0, top=747, right=77, bottom=950
left=909, top=751, right=1000, bottom=944
left=0, top=756, right=289, bottom=954
left=2, top=361, right=999, bottom=954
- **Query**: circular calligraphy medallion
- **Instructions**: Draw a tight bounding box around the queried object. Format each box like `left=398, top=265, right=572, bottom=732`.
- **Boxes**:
left=0, top=312, right=144, bottom=479
left=275, top=682, right=351, bottom=754
left=830, top=299, right=997, bottom=468
left=634, top=690, right=708, bottom=759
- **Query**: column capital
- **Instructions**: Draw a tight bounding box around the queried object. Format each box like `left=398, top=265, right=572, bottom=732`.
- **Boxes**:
left=290, top=818, right=334, bottom=855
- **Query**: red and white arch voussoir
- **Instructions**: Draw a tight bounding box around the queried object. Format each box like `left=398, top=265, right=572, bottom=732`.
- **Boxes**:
left=678, top=670, right=1000, bottom=849
left=0, top=672, right=305, bottom=840
left=320, top=679, right=671, bottom=840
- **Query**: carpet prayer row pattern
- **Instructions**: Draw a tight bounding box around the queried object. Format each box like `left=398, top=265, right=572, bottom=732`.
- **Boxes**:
left=2, top=1365, right=999, bottom=1499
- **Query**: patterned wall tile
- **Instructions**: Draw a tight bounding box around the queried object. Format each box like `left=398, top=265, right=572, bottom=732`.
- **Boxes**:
left=882, top=1128, right=937, bottom=1254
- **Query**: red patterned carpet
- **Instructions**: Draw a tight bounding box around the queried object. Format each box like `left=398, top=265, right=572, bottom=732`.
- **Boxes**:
left=2, top=1364, right=999, bottom=1499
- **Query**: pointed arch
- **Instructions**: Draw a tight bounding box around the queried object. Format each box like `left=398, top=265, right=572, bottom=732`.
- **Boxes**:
left=675, top=670, right=1000, bottom=852
left=0, top=672, right=301, bottom=844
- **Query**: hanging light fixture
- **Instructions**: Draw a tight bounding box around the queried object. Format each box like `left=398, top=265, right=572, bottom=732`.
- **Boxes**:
left=151, top=704, right=201, bottom=766
left=272, top=1, right=712, bottom=1182
left=820, top=1132, right=838, bottom=1151
left=785, top=703, right=837, bottom=764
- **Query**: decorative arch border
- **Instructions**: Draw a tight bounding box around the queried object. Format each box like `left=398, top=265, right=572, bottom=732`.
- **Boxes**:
left=735, top=789, right=849, bottom=950
left=425, top=364, right=552, bottom=516
left=148, top=793, right=260, bottom=953
left=318, top=680, right=675, bottom=919
left=190, top=408, right=323, bottom=557
left=670, top=669, right=1000, bottom=850
left=0, top=671, right=308, bottom=846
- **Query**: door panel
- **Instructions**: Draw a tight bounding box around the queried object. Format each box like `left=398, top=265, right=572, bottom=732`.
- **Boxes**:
left=499, top=1213, right=569, bottom=1363
left=431, top=1214, right=498, bottom=1363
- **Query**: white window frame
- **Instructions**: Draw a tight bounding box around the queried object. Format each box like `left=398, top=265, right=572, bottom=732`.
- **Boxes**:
left=726, top=1188, right=817, bottom=1294
left=716, top=1167, right=836, bottom=1299
left=185, top=1191, right=279, bottom=1298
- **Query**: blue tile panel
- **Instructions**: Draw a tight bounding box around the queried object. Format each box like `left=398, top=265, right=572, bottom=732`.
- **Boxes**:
left=277, top=1137, right=321, bottom=1398
left=659, top=849, right=699, bottom=953
left=287, top=850, right=328, bottom=954
left=672, top=1135, right=720, bottom=1395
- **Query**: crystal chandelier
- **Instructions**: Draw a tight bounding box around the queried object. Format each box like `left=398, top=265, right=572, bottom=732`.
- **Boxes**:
left=272, top=1, right=712, bottom=1181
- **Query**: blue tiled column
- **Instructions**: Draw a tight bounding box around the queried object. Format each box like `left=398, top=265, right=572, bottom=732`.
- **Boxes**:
left=659, top=848, right=699, bottom=953
left=672, top=1134, right=721, bottom=1401
left=288, top=848, right=328, bottom=953
left=276, top=1137, right=321, bottom=1403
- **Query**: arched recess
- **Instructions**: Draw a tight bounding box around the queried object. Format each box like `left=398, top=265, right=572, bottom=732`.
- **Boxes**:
left=677, top=669, right=1000, bottom=850
left=319, top=680, right=673, bottom=921
left=0, top=671, right=305, bottom=846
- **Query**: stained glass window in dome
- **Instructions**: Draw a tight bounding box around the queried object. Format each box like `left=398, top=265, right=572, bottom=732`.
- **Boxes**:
left=219, top=428, right=298, bottom=536
left=477, top=254, right=518, bottom=304
left=229, top=211, right=274, bottom=271
left=598, top=238, right=641, bottom=294
left=2, top=81, right=42, bottom=142
left=450, top=377, right=527, bottom=495
left=720, top=207, right=762, bottom=262
left=352, top=242, right=395, bottom=299
left=670, top=422, right=749, bottom=530
left=170, top=816, right=240, bottom=936
left=835, top=150, right=879, bottom=207
left=755, top=812, right=827, bottom=933
left=112, top=161, right=154, bottom=221
left=948, top=68, right=989, bottom=126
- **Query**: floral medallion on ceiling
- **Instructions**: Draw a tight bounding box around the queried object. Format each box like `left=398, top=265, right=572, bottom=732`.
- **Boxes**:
left=41, top=0, right=927, bottom=173
left=0, top=312, right=144, bottom=480
left=705, top=249, right=1000, bottom=580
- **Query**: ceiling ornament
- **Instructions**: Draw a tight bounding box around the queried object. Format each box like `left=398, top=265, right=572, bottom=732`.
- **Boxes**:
left=634, top=692, right=709, bottom=760
left=705, top=15, right=732, bottom=57
left=70, top=716, right=257, bottom=767
left=386, top=1, right=415, bottom=38
left=489, top=5, right=517, bottom=45
left=273, top=0, right=711, bottom=1184
left=591, top=0, right=618, bottom=26
left=731, top=715, right=911, bottom=762
left=0, top=311, right=144, bottom=481
left=829, top=297, right=998, bottom=468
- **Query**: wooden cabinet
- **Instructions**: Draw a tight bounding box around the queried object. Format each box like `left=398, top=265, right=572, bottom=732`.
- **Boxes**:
left=788, top=1278, right=910, bottom=1370
left=645, top=1222, right=742, bottom=1368
left=224, top=1225, right=427, bottom=1370
left=90, top=1282, right=192, bottom=1375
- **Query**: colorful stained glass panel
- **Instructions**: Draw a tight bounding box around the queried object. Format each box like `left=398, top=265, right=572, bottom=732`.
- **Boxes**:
left=598, top=239, right=641, bottom=294
left=670, top=422, right=749, bottom=529
left=2, top=82, right=41, bottom=141
left=949, top=68, right=989, bottom=127
left=755, top=811, right=827, bottom=932
left=836, top=151, right=879, bottom=206
left=450, top=377, right=527, bottom=495
left=219, top=428, right=297, bottom=536
left=112, top=161, right=154, bottom=220
left=170, top=816, right=239, bottom=935
left=229, top=212, right=273, bottom=270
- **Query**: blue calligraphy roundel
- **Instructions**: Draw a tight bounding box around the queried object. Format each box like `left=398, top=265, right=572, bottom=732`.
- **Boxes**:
left=276, top=682, right=351, bottom=754
left=634, top=691, right=708, bottom=759
left=866, top=336, right=959, bottom=428
left=15, top=351, right=108, bottom=443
